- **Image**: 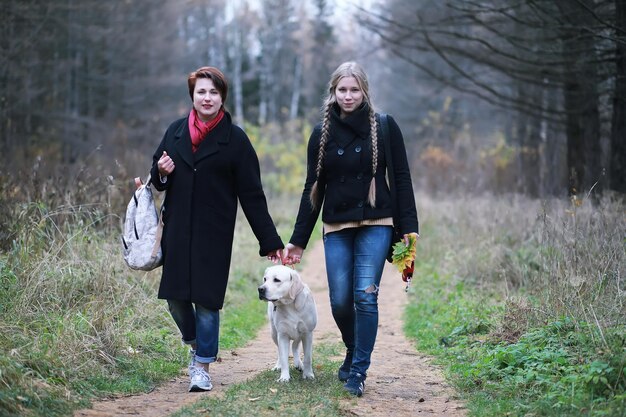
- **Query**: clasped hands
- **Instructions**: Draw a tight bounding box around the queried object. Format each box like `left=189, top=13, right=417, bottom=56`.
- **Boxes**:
left=267, top=233, right=418, bottom=265
left=266, top=243, right=304, bottom=265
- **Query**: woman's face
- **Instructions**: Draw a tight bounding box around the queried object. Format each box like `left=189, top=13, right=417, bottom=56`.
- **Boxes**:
left=335, top=76, right=364, bottom=117
left=193, top=78, right=223, bottom=121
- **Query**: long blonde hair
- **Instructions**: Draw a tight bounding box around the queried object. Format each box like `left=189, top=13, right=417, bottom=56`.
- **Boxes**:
left=309, top=62, right=379, bottom=209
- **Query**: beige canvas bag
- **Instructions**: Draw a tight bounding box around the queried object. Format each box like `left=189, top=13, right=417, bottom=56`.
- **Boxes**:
left=122, top=174, right=164, bottom=271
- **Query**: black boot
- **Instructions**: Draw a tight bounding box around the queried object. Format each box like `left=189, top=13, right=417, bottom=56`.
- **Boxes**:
left=344, top=372, right=366, bottom=397
left=337, top=349, right=353, bottom=382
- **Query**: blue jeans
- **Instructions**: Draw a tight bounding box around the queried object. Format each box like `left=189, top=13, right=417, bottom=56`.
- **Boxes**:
left=323, top=225, right=393, bottom=376
left=167, top=300, right=219, bottom=364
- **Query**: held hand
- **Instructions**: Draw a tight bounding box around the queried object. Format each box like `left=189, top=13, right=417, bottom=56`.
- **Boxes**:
left=158, top=151, right=175, bottom=176
left=403, top=232, right=419, bottom=246
left=266, top=249, right=282, bottom=264
left=283, top=243, right=304, bottom=265
left=401, top=233, right=418, bottom=289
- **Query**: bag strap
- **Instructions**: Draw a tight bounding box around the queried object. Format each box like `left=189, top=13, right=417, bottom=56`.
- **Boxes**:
left=151, top=207, right=164, bottom=258
left=133, top=171, right=166, bottom=258
left=147, top=171, right=165, bottom=258
left=379, top=113, right=398, bottom=224
left=135, top=173, right=161, bottom=188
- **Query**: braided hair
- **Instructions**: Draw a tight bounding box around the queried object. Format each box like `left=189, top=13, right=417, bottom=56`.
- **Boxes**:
left=309, top=62, right=379, bottom=209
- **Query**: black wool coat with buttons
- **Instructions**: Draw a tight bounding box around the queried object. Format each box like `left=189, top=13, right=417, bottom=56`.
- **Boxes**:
left=290, top=103, right=418, bottom=249
left=150, top=111, right=284, bottom=309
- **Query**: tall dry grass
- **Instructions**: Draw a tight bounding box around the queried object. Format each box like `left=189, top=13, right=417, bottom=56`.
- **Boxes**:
left=0, top=146, right=304, bottom=416
left=0, top=194, right=182, bottom=413
left=417, top=191, right=625, bottom=335
left=0, top=160, right=169, bottom=415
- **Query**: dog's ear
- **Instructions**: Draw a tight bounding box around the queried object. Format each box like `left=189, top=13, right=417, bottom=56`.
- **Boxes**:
left=288, top=269, right=304, bottom=301
left=294, top=289, right=309, bottom=311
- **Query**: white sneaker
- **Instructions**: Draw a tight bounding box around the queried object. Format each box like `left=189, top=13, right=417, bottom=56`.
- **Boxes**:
left=188, top=365, right=213, bottom=392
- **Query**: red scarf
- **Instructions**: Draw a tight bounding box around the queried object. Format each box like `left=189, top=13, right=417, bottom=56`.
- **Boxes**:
left=188, top=108, right=225, bottom=153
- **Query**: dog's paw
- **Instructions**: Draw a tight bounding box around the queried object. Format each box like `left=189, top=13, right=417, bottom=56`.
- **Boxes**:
left=303, top=372, right=315, bottom=380
left=277, top=374, right=291, bottom=383
left=271, top=365, right=281, bottom=371
left=294, top=362, right=304, bottom=372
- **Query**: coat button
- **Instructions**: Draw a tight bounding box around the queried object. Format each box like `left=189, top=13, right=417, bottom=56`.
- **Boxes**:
left=355, top=145, right=362, bottom=153
left=338, top=149, right=344, bottom=155
left=340, top=175, right=345, bottom=183
left=357, top=201, right=364, bottom=207
left=357, top=173, right=363, bottom=180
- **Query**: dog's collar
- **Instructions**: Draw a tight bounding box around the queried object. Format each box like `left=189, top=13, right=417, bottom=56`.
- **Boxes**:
left=272, top=298, right=296, bottom=309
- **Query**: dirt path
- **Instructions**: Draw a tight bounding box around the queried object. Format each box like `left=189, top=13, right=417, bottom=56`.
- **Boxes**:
left=75, top=240, right=466, bottom=417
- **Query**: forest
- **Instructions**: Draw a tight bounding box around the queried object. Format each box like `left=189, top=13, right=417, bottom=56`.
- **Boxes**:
left=0, top=1, right=624, bottom=416
left=2, top=0, right=624, bottom=204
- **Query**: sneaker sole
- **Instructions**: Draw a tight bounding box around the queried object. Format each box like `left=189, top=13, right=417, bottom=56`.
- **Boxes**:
left=189, top=384, right=213, bottom=392
left=346, top=390, right=363, bottom=397
left=344, top=387, right=363, bottom=397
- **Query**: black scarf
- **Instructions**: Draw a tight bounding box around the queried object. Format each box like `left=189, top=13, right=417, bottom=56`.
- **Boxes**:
left=329, top=103, right=371, bottom=148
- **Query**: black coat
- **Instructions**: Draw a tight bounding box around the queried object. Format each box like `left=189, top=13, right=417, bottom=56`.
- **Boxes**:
left=151, top=111, right=283, bottom=309
left=290, top=104, right=418, bottom=249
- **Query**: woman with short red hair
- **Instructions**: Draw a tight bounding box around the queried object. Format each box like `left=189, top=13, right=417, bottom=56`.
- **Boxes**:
left=151, top=66, right=283, bottom=392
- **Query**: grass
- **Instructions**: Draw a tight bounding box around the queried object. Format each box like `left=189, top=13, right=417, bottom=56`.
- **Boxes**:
left=171, top=342, right=349, bottom=417
left=404, top=192, right=626, bottom=416
left=2, top=165, right=624, bottom=417
left=0, top=122, right=314, bottom=417
left=0, top=191, right=304, bottom=417
left=0, top=202, right=189, bottom=416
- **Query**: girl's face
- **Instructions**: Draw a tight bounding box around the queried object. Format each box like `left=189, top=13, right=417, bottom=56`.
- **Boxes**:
left=335, top=76, right=364, bottom=117
left=193, top=78, right=223, bottom=121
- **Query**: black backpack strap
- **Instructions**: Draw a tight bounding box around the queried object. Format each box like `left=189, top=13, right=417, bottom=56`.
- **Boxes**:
left=379, top=113, right=401, bottom=261
left=379, top=113, right=397, bottom=217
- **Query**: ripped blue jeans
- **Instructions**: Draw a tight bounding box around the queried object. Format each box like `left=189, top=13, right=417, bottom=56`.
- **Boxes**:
left=323, top=225, right=392, bottom=376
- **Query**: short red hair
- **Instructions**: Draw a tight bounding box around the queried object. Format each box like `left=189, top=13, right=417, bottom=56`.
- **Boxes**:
left=187, top=66, right=228, bottom=103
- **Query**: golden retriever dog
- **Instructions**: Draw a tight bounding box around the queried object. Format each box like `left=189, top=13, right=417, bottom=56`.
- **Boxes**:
left=258, top=265, right=317, bottom=382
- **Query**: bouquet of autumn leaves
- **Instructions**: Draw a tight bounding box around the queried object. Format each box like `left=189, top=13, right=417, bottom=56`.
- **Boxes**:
left=390, top=234, right=418, bottom=289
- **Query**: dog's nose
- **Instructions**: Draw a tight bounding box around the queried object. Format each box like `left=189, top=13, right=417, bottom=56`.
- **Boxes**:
left=258, top=286, right=265, bottom=299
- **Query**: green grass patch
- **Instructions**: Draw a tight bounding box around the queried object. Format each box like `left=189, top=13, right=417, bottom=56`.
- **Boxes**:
left=0, top=194, right=313, bottom=417
left=172, top=342, right=349, bottom=417
left=405, top=261, right=626, bottom=417
left=0, top=202, right=276, bottom=417
left=221, top=278, right=268, bottom=350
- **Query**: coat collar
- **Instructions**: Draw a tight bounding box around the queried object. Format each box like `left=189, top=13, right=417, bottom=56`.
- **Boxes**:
left=173, top=110, right=233, bottom=167
left=329, top=103, right=372, bottom=147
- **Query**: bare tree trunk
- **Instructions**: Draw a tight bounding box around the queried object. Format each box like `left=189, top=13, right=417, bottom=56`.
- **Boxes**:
left=515, top=83, right=541, bottom=197
left=559, top=2, right=603, bottom=196
left=610, top=0, right=626, bottom=193
left=563, top=83, right=586, bottom=196
left=267, top=55, right=278, bottom=122
left=258, top=70, right=267, bottom=125
left=538, top=77, right=559, bottom=197
left=232, top=28, right=244, bottom=125
left=289, top=55, right=302, bottom=120
left=520, top=116, right=541, bottom=198
left=203, top=5, right=226, bottom=69
left=0, top=0, right=15, bottom=152
left=63, top=0, right=76, bottom=164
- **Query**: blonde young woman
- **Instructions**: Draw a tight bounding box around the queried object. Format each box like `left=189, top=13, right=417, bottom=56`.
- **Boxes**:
left=284, top=62, right=419, bottom=396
